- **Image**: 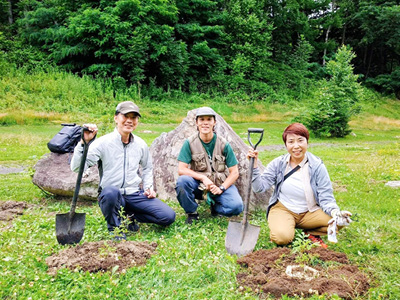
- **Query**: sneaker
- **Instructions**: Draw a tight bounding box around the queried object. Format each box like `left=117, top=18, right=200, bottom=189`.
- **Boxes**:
left=128, top=221, right=140, bottom=232
left=127, top=214, right=139, bottom=232
left=185, top=213, right=199, bottom=224
left=307, top=234, right=328, bottom=249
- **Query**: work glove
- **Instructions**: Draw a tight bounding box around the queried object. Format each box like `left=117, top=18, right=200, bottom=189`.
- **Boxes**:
left=206, top=192, right=215, bottom=206
left=330, top=209, right=352, bottom=226
left=328, top=209, right=353, bottom=243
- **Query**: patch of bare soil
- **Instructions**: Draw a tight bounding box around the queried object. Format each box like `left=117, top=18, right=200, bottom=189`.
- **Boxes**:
left=332, top=180, right=348, bottom=193
left=46, top=240, right=157, bottom=275
left=237, top=247, right=369, bottom=299
left=0, top=201, right=31, bottom=230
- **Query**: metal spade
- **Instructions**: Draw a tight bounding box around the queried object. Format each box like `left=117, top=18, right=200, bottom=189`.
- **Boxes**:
left=225, top=128, right=264, bottom=257
left=56, top=127, right=92, bottom=245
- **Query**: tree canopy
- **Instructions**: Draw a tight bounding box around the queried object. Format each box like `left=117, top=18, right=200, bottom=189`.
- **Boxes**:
left=1, top=0, right=399, bottom=98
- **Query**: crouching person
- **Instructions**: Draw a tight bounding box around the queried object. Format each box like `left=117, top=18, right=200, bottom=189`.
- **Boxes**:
left=175, top=107, right=243, bottom=224
left=248, top=123, right=352, bottom=248
left=71, top=101, right=175, bottom=240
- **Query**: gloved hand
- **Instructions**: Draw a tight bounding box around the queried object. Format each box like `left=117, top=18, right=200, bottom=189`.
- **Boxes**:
left=331, top=209, right=352, bottom=218
left=328, top=209, right=353, bottom=243
left=327, top=219, right=338, bottom=243
left=206, top=192, right=215, bottom=206
left=331, top=209, right=352, bottom=226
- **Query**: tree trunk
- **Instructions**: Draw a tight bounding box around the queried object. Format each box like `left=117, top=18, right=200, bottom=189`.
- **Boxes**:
left=341, top=23, right=346, bottom=45
left=322, top=0, right=336, bottom=66
left=363, top=45, right=368, bottom=72
left=322, top=25, right=331, bottom=66
left=366, top=47, right=373, bottom=78
left=8, top=0, right=14, bottom=25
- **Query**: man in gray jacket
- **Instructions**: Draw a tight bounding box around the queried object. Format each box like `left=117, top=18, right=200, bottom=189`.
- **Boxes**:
left=71, top=101, right=175, bottom=239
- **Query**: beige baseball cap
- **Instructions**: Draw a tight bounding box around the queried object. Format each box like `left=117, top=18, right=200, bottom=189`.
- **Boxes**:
left=195, top=107, right=216, bottom=118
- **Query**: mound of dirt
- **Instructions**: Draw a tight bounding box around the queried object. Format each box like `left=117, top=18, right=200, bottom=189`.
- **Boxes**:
left=46, top=240, right=157, bottom=275
left=237, top=247, right=369, bottom=299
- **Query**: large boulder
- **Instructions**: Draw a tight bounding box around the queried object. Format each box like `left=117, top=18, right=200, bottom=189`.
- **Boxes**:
left=149, top=109, right=271, bottom=210
left=32, top=153, right=99, bottom=200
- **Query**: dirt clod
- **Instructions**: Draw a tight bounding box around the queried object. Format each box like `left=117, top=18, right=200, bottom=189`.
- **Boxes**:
left=0, top=201, right=30, bottom=221
left=0, top=201, right=31, bottom=231
left=236, top=247, right=369, bottom=299
left=46, top=240, right=157, bottom=275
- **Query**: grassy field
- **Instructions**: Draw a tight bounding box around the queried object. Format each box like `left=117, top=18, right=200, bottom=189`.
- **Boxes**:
left=0, top=97, right=400, bottom=299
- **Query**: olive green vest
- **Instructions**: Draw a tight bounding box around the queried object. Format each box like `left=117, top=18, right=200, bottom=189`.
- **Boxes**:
left=188, top=134, right=230, bottom=186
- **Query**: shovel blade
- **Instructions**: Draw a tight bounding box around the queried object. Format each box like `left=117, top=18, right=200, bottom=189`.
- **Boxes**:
left=225, top=221, right=260, bottom=257
left=55, top=212, right=86, bottom=245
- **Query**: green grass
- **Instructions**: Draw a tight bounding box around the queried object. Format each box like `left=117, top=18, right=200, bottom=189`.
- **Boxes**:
left=1, top=71, right=400, bottom=298
left=1, top=111, right=400, bottom=300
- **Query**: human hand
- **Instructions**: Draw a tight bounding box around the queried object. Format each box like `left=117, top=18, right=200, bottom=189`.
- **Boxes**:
left=327, top=218, right=338, bottom=243
left=201, top=176, right=214, bottom=190
left=331, top=209, right=352, bottom=218
left=209, top=184, right=223, bottom=195
left=82, top=123, right=98, bottom=143
left=247, top=148, right=259, bottom=168
left=144, top=188, right=156, bottom=199
left=330, top=209, right=352, bottom=226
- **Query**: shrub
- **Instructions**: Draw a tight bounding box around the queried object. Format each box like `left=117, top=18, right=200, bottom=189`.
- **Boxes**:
left=365, top=68, right=400, bottom=100
left=296, top=45, right=363, bottom=138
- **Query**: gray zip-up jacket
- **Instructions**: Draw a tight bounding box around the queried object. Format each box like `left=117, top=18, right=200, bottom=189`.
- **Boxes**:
left=71, top=128, right=153, bottom=195
left=252, top=152, right=339, bottom=217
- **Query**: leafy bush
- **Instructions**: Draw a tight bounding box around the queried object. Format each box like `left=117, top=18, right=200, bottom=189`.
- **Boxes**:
left=296, top=46, right=363, bottom=138
left=365, top=68, right=400, bottom=100
left=0, top=31, right=51, bottom=71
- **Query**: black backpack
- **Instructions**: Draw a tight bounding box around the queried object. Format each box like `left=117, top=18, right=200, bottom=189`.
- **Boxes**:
left=47, top=124, right=82, bottom=153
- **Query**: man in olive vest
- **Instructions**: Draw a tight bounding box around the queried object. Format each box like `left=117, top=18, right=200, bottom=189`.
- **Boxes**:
left=175, top=107, right=243, bottom=224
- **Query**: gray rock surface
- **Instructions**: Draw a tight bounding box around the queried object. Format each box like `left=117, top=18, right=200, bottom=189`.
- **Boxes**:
left=32, top=153, right=99, bottom=200
left=149, top=109, right=271, bottom=210
left=0, top=165, right=25, bottom=174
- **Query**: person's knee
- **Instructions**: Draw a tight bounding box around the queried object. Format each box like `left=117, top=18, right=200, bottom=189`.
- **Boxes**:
left=229, top=201, right=243, bottom=216
left=158, top=209, right=176, bottom=226
left=176, top=176, right=188, bottom=197
left=270, top=230, right=294, bottom=246
left=176, top=175, right=192, bottom=186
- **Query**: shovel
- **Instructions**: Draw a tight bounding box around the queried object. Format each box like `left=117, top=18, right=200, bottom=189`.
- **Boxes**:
left=225, top=128, right=264, bottom=257
left=56, top=127, right=92, bottom=245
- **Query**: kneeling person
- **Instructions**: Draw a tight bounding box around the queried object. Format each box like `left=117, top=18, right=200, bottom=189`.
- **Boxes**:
left=71, top=101, right=176, bottom=239
left=175, top=107, right=243, bottom=224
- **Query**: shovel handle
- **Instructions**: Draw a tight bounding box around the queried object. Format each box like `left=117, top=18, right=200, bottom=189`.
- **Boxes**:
left=247, top=128, right=264, bottom=150
left=243, top=128, right=264, bottom=224
left=70, top=127, right=94, bottom=215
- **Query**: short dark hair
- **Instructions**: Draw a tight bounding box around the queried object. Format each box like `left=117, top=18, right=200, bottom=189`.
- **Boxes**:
left=282, top=123, right=309, bottom=144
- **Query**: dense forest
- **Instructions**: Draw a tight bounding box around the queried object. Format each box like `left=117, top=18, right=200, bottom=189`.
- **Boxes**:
left=1, top=0, right=399, bottom=99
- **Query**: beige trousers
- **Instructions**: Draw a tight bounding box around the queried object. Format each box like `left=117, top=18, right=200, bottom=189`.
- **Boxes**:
left=268, top=201, right=332, bottom=245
